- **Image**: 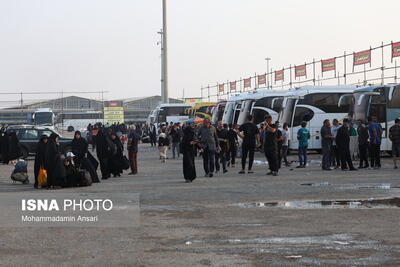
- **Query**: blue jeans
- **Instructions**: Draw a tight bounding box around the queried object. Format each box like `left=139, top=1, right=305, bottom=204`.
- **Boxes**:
left=172, top=142, right=180, bottom=158
left=298, top=146, right=308, bottom=166
left=202, top=148, right=215, bottom=174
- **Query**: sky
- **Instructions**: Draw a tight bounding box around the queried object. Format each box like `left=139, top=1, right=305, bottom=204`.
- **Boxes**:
left=0, top=0, right=399, bottom=103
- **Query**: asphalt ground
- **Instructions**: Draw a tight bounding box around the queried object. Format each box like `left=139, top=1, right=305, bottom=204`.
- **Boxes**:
left=0, top=144, right=399, bottom=266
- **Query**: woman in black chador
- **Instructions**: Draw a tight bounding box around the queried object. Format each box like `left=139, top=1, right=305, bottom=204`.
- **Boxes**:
left=45, top=133, right=66, bottom=189
left=95, top=128, right=111, bottom=179
left=34, top=135, right=48, bottom=188
left=3, top=131, right=22, bottom=164
left=181, top=125, right=197, bottom=183
left=109, top=132, right=124, bottom=177
left=71, top=131, right=99, bottom=183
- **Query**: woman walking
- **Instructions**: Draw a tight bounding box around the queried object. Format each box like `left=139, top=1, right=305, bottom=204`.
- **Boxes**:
left=181, top=125, right=197, bottom=182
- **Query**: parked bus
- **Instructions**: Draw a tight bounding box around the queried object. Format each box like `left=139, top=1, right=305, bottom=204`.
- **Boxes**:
left=148, top=103, right=193, bottom=127
left=221, top=94, right=247, bottom=125
left=237, top=89, right=288, bottom=126
left=279, top=85, right=357, bottom=150
left=346, top=84, right=400, bottom=152
left=33, top=108, right=55, bottom=127
left=186, top=102, right=215, bottom=119
left=211, top=100, right=226, bottom=125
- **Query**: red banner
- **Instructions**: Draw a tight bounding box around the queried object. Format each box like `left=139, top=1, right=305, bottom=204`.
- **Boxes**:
left=353, top=50, right=371, bottom=66
left=295, top=64, right=307, bottom=78
left=218, top=83, right=225, bottom=92
left=321, top=58, right=336, bottom=72
left=258, top=74, right=266, bottom=85
left=229, top=81, right=237, bottom=91
left=275, top=70, right=284, bottom=81
left=392, top=42, right=400, bottom=58
left=244, top=78, right=251, bottom=88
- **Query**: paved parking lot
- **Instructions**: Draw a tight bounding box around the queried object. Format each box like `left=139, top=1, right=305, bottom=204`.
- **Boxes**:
left=1, top=145, right=400, bottom=266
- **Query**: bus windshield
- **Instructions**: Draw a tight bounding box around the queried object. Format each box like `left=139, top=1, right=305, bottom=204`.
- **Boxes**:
left=34, top=112, right=53, bottom=125
left=221, top=102, right=235, bottom=124
left=157, top=107, right=187, bottom=123
left=353, top=93, right=370, bottom=122
left=237, top=100, right=253, bottom=125
left=280, top=98, right=296, bottom=126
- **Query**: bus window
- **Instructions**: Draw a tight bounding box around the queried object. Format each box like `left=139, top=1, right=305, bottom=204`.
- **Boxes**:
left=293, top=107, right=314, bottom=127
left=388, top=86, right=400, bottom=109
left=252, top=108, right=269, bottom=125
left=299, top=93, right=350, bottom=113
left=369, top=94, right=386, bottom=123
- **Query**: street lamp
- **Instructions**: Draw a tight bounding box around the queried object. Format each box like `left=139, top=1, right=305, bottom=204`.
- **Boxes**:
left=265, top=58, right=271, bottom=89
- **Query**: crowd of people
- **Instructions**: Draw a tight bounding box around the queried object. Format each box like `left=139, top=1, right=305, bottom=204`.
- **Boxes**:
left=1, top=115, right=399, bottom=187
left=0, top=122, right=143, bottom=189
left=153, top=115, right=400, bottom=182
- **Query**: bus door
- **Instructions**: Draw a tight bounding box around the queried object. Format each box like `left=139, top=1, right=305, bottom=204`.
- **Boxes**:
left=291, top=104, right=315, bottom=149
left=368, top=91, right=388, bottom=149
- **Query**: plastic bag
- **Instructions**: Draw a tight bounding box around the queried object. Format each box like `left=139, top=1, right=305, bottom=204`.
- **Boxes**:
left=38, top=167, right=48, bottom=187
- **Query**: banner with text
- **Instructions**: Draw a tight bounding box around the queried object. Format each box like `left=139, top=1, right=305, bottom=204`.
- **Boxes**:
left=275, top=70, right=284, bottom=81
left=353, top=49, right=371, bottom=66
left=321, top=58, right=336, bottom=72
left=244, top=78, right=251, bottom=88
left=218, top=83, right=225, bottom=93
left=258, top=74, right=266, bottom=85
left=104, top=101, right=124, bottom=124
left=392, top=42, right=400, bottom=58
left=230, top=81, right=237, bottom=91
left=295, top=64, right=307, bottom=78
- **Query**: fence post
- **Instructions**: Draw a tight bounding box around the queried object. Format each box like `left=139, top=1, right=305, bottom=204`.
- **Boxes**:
left=381, top=42, right=385, bottom=85
left=344, top=51, right=347, bottom=85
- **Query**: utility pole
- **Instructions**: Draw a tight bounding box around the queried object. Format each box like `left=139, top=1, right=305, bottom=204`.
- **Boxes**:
left=265, top=58, right=271, bottom=89
left=162, top=0, right=169, bottom=103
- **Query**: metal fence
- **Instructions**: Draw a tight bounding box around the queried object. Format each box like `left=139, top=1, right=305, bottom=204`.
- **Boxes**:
left=200, top=40, right=400, bottom=102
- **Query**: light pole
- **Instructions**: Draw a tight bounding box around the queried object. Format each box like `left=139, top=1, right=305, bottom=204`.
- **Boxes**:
left=162, top=0, right=169, bottom=103
left=265, top=57, right=271, bottom=89
left=157, top=30, right=164, bottom=104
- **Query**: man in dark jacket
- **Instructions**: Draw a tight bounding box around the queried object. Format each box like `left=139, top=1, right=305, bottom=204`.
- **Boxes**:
left=320, top=119, right=334, bottom=170
left=226, top=124, right=238, bottom=167
left=357, top=119, right=370, bottom=168
left=336, top=119, right=357, bottom=171
left=127, top=126, right=141, bottom=175
left=170, top=124, right=182, bottom=159
left=198, top=118, right=220, bottom=177
left=215, top=122, right=228, bottom=174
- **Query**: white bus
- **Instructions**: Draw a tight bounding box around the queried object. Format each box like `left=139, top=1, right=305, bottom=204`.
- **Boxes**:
left=148, top=103, right=193, bottom=127
left=211, top=100, right=226, bottom=125
left=347, top=84, right=400, bottom=152
left=237, top=89, right=288, bottom=126
left=221, top=93, right=247, bottom=126
left=33, top=108, right=55, bottom=128
left=279, top=85, right=357, bottom=150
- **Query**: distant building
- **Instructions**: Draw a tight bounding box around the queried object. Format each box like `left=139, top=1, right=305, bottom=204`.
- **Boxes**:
left=0, top=95, right=183, bottom=125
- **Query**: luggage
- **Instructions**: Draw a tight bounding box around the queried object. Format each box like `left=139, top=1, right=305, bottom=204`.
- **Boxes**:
left=79, top=170, right=92, bottom=187
left=38, top=167, right=48, bottom=187
left=121, top=156, right=130, bottom=170
left=11, top=172, right=29, bottom=184
left=11, top=160, right=29, bottom=184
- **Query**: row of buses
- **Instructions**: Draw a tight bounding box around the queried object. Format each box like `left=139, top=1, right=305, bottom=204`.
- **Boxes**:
left=148, top=84, right=400, bottom=152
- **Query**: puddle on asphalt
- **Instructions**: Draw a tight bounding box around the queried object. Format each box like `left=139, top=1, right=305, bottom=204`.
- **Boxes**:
left=141, top=205, right=200, bottom=211
left=301, top=182, right=331, bottom=187
left=233, top=197, right=400, bottom=209
left=301, top=183, right=399, bottom=189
